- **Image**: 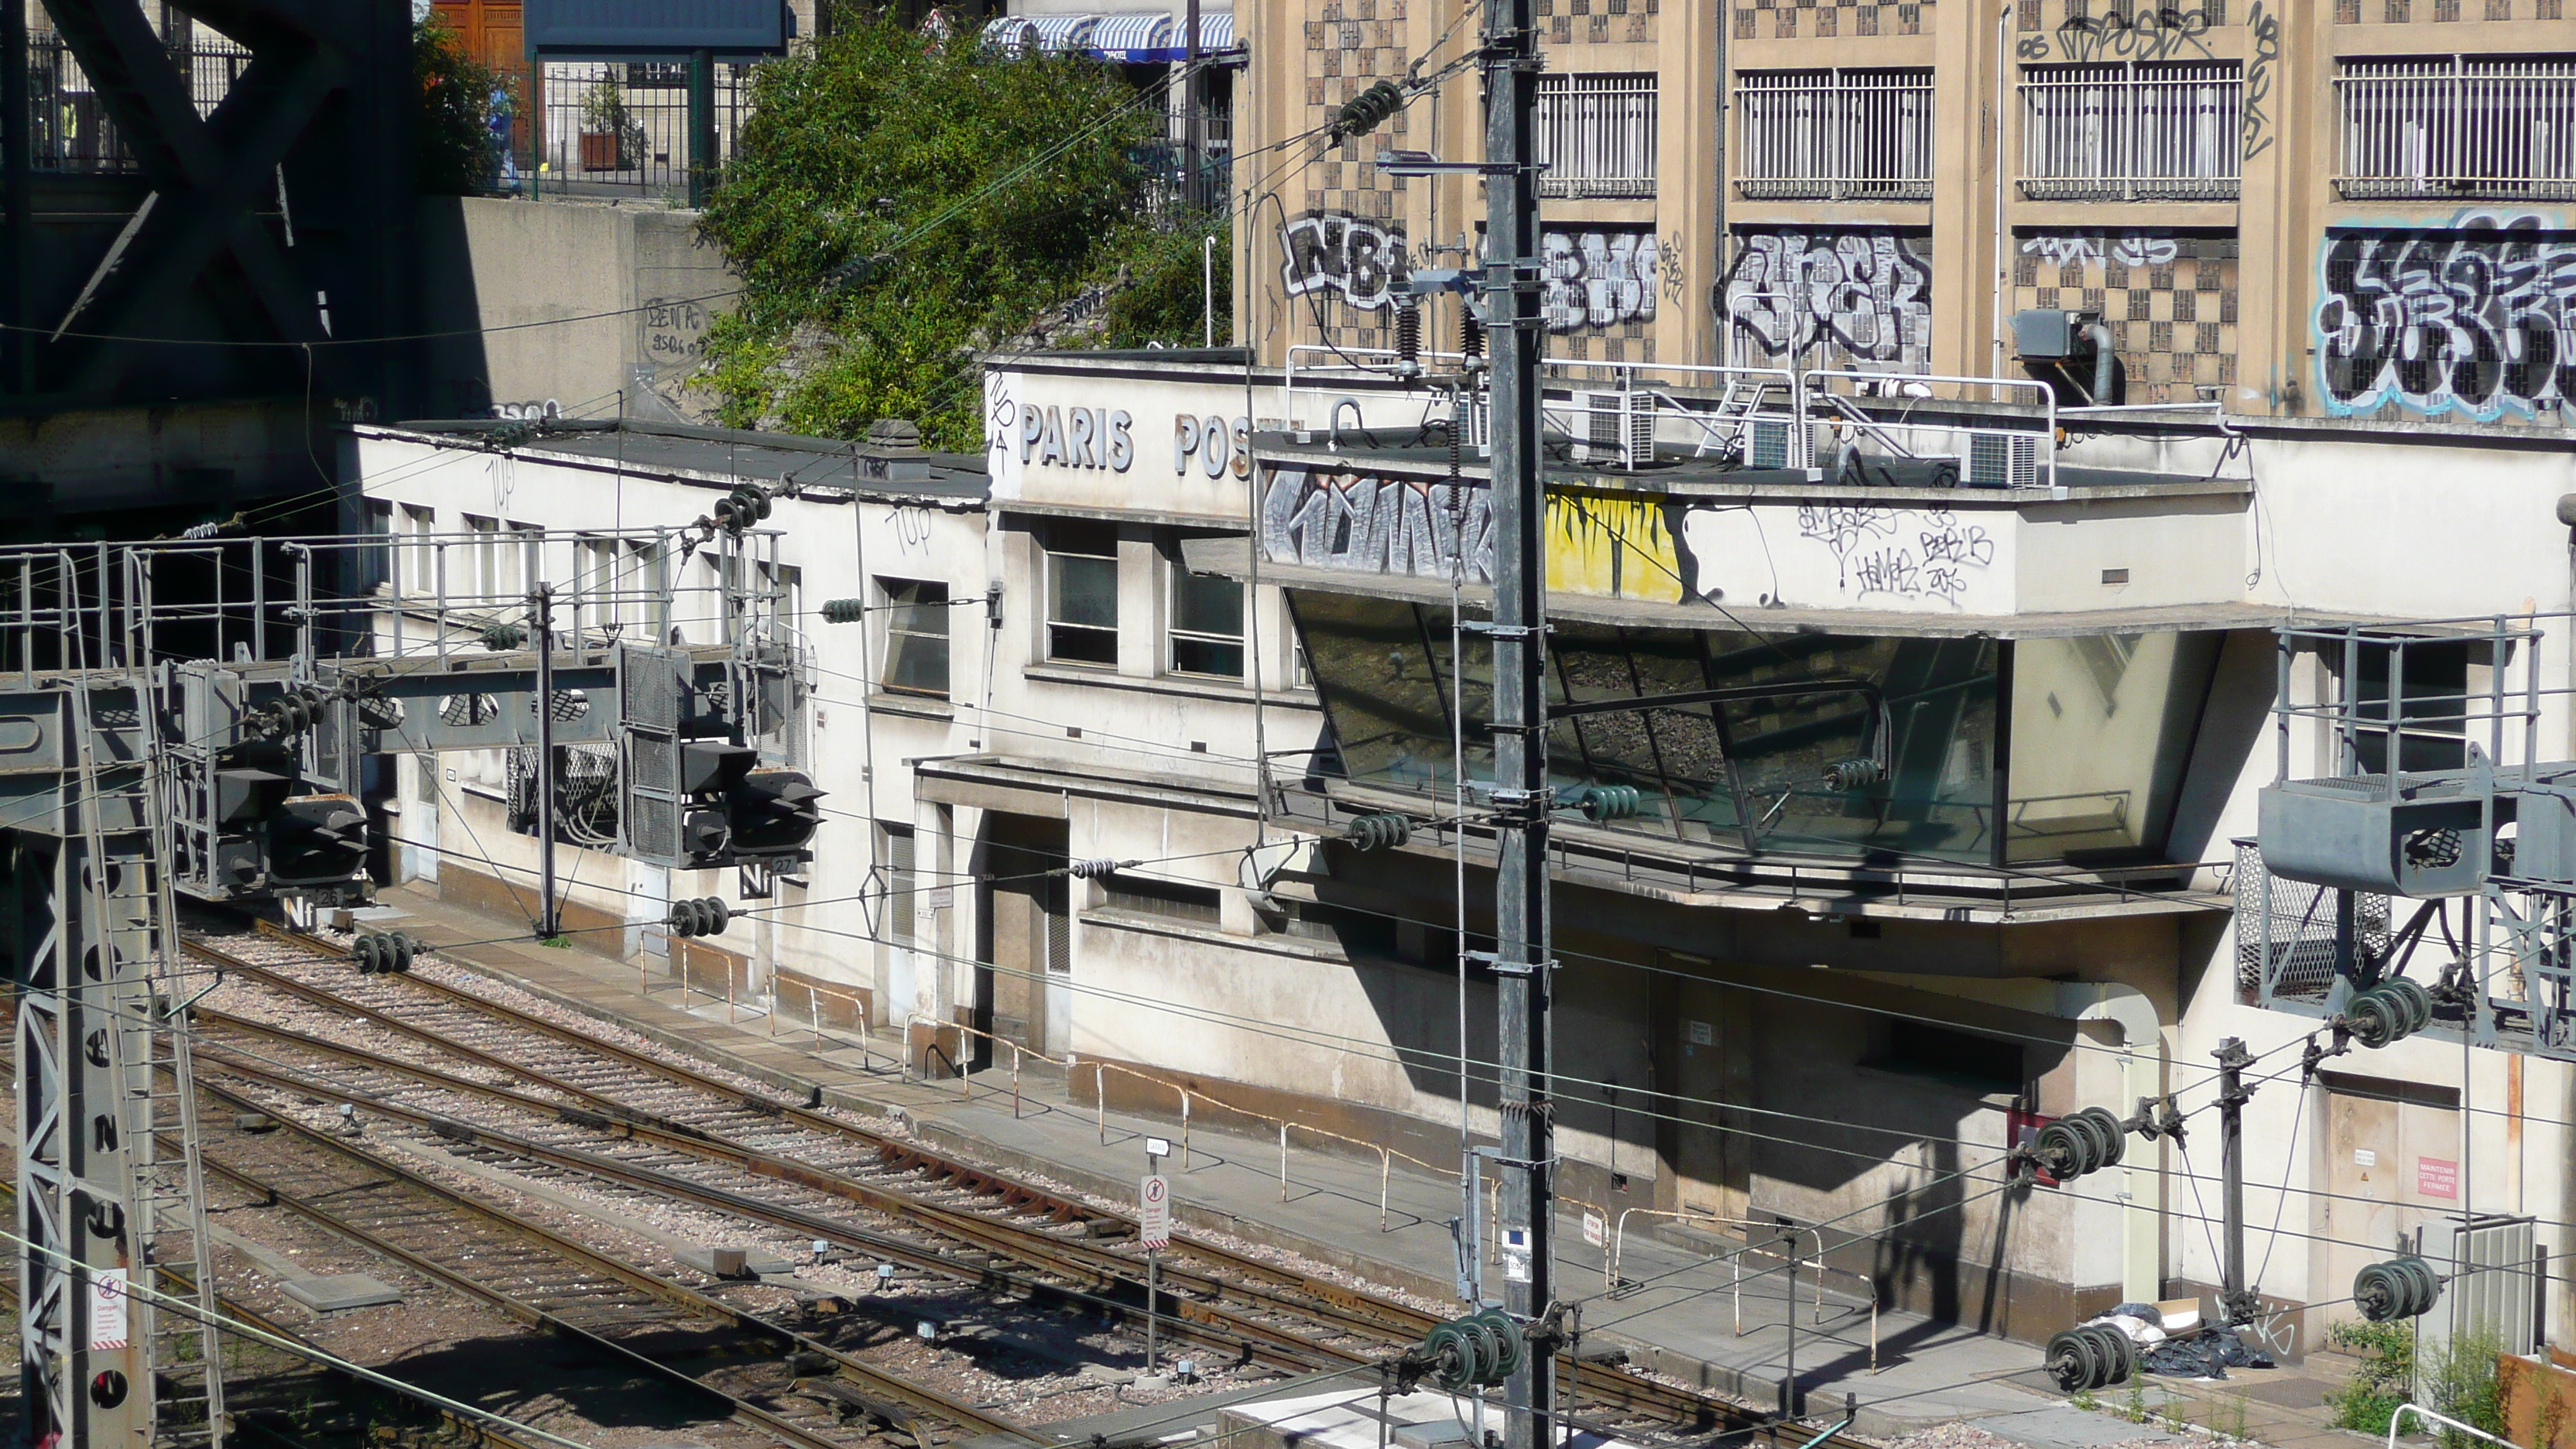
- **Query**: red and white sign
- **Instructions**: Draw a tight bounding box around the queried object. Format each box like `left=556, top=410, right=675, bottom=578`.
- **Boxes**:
left=1139, top=1173, right=1171, bottom=1249
left=1582, top=1211, right=1605, bottom=1248
left=2417, top=1156, right=2458, bottom=1200
left=88, top=1270, right=128, bottom=1351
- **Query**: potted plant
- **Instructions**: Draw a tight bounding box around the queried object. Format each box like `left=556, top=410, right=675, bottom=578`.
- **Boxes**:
left=578, top=78, right=636, bottom=170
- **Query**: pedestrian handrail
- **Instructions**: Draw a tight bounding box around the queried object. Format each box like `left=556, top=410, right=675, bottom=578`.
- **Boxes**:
left=2386, top=1403, right=2519, bottom=1449
left=1607, top=1207, right=1879, bottom=1372
left=896, top=1012, right=1615, bottom=1243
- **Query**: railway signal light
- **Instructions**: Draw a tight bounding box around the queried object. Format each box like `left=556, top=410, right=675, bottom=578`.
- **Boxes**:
left=2044, top=1323, right=2137, bottom=1393
left=730, top=769, right=824, bottom=858
left=2353, top=1255, right=2441, bottom=1322
left=2343, top=977, right=2434, bottom=1049
left=668, top=897, right=731, bottom=938
left=267, top=792, right=369, bottom=888
left=352, top=930, right=422, bottom=974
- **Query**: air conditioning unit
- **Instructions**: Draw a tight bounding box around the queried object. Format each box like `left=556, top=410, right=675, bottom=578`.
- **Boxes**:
left=1965, top=433, right=2040, bottom=488
left=1576, top=389, right=1656, bottom=469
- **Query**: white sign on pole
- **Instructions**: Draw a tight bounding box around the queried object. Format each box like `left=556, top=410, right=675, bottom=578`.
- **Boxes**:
left=1582, top=1211, right=1605, bottom=1248
left=1139, top=1173, right=1172, bottom=1249
left=1501, top=1227, right=1532, bottom=1283
left=89, top=1269, right=129, bottom=1351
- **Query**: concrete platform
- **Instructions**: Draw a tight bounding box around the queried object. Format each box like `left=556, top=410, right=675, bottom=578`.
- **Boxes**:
left=281, top=1273, right=403, bottom=1313
left=367, top=882, right=2377, bottom=1449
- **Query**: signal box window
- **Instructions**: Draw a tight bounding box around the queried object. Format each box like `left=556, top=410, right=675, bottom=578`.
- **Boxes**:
left=879, top=579, right=950, bottom=697
left=1045, top=522, right=1119, bottom=666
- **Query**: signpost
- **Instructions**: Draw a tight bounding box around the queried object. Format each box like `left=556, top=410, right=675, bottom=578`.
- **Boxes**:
left=1141, top=1139, right=1172, bottom=1373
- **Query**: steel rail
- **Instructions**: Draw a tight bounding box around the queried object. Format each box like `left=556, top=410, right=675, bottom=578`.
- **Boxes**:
left=188, top=1017, right=1324, bottom=1376
left=211, top=926, right=1834, bottom=1439
left=183, top=1073, right=1033, bottom=1449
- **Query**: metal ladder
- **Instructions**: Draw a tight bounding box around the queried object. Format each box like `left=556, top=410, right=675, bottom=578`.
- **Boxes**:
left=64, top=663, right=228, bottom=1447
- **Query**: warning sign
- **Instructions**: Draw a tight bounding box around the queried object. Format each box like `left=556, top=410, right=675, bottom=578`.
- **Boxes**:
left=1582, top=1212, right=1605, bottom=1248
left=2417, top=1156, right=2458, bottom=1200
left=89, top=1270, right=128, bottom=1351
left=1139, top=1173, right=1171, bottom=1249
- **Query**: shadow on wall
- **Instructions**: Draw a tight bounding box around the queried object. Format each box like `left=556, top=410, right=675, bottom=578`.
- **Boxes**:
left=416, top=196, right=496, bottom=420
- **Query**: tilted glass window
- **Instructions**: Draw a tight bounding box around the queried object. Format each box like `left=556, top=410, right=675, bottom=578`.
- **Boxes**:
left=1290, top=591, right=2220, bottom=867
left=1170, top=570, right=1245, bottom=678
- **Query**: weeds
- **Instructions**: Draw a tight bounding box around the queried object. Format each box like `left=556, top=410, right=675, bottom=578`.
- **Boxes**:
left=2328, top=1320, right=2416, bottom=1434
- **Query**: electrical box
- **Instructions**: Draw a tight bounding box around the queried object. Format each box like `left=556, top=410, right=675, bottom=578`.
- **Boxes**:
left=2256, top=775, right=2495, bottom=897
left=2012, top=308, right=2086, bottom=361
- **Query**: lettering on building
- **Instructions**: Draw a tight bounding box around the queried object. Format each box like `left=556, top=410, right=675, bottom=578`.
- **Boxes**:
left=2314, top=211, right=2576, bottom=422
left=1722, top=230, right=1934, bottom=375
left=1279, top=212, right=1411, bottom=310
left=1174, top=416, right=1253, bottom=479
left=1019, top=405, right=1136, bottom=471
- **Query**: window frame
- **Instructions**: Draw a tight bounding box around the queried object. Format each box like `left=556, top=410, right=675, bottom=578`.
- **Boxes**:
left=878, top=577, right=954, bottom=698
left=1166, top=562, right=1246, bottom=680
left=1043, top=523, right=1121, bottom=667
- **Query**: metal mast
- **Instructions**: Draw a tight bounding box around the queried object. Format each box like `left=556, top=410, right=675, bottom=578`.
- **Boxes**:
left=1482, top=0, right=1554, bottom=1442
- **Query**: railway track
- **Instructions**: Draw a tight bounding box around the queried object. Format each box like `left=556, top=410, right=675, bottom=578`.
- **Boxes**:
left=187, top=1070, right=1030, bottom=1449
left=183, top=920, right=1868, bottom=1449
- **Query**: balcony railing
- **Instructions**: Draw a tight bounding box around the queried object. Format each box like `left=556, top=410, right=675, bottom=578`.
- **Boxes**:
left=1735, top=70, right=1934, bottom=201
left=2335, top=58, right=2576, bottom=200
left=1538, top=74, right=1658, bottom=199
left=2019, top=62, right=2242, bottom=200
left=26, top=32, right=255, bottom=173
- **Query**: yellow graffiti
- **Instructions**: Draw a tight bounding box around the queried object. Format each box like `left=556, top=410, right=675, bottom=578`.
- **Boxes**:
left=1545, top=492, right=1684, bottom=603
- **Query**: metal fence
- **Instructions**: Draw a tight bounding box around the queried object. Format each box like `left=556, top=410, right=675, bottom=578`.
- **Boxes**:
left=1141, top=97, right=1234, bottom=214
left=2020, top=62, right=2242, bottom=199
left=533, top=60, right=755, bottom=199
left=1537, top=74, right=1657, bottom=198
left=2336, top=58, right=2576, bottom=200
left=26, top=31, right=255, bottom=173
left=1734, top=69, right=1934, bottom=200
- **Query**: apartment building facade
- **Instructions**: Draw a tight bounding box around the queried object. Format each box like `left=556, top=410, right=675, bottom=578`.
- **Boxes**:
left=1238, top=0, right=2576, bottom=421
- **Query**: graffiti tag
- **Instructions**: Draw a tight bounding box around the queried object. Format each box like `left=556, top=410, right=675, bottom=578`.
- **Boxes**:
left=1542, top=228, right=1660, bottom=333
left=2243, top=1, right=2279, bottom=161
left=1796, top=504, right=1994, bottom=606
left=1279, top=212, right=1410, bottom=310
left=1723, top=231, right=1934, bottom=374
left=1259, top=469, right=1494, bottom=581
left=2314, top=211, right=2576, bottom=421
left=2020, top=233, right=2180, bottom=267
left=2041, top=5, right=2216, bottom=61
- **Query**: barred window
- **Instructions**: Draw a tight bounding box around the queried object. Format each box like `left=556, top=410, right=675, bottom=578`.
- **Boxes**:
left=1735, top=70, right=1934, bottom=200
left=2020, top=63, right=2243, bottom=200
left=1538, top=74, right=1658, bottom=198
left=2337, top=58, right=2576, bottom=200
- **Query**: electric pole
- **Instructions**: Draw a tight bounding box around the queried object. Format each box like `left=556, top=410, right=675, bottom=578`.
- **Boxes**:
left=1483, top=0, right=1553, bottom=1442
left=2214, top=1036, right=2254, bottom=1326
left=532, top=583, right=561, bottom=940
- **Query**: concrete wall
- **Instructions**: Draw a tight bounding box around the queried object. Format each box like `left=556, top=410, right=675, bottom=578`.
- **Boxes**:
left=418, top=197, right=735, bottom=423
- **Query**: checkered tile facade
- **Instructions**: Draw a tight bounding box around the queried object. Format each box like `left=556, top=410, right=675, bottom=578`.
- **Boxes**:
left=1736, top=0, right=1927, bottom=43
left=2011, top=232, right=2240, bottom=399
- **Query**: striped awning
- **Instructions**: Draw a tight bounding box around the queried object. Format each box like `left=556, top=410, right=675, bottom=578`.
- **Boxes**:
left=978, top=13, right=1037, bottom=49
left=1026, top=13, right=1101, bottom=51
left=1112, top=10, right=1240, bottom=60
left=1086, top=11, right=1174, bottom=58
left=1195, top=11, right=1238, bottom=51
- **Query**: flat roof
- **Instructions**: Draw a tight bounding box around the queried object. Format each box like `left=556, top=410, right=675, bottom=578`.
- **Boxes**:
left=367, top=419, right=992, bottom=504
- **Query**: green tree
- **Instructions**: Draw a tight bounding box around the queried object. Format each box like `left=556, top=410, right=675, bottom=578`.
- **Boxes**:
left=416, top=13, right=505, bottom=195
left=697, top=15, right=1226, bottom=449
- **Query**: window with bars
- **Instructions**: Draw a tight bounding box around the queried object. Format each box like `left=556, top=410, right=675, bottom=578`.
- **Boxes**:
left=2336, top=58, right=2576, bottom=200
left=2020, top=63, right=2243, bottom=199
left=1735, top=70, right=1934, bottom=200
left=1538, top=74, right=1659, bottom=198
